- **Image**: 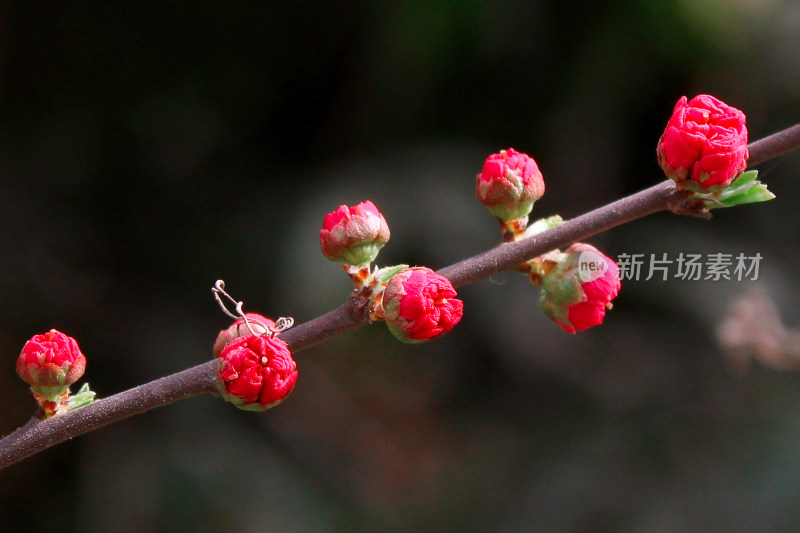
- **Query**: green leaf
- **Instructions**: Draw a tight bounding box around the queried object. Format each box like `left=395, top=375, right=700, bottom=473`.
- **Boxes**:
left=375, top=264, right=409, bottom=283
left=68, top=382, right=96, bottom=410
left=731, top=169, right=758, bottom=185
left=712, top=170, right=776, bottom=208
left=717, top=182, right=775, bottom=207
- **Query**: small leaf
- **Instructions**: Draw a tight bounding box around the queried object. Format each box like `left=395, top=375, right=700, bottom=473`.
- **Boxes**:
left=730, top=169, right=758, bottom=185
left=375, top=264, right=409, bottom=283
left=712, top=170, right=776, bottom=208
left=68, top=382, right=96, bottom=410
left=718, top=182, right=775, bottom=207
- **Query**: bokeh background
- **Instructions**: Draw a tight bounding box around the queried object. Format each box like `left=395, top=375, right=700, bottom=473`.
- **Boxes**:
left=3, top=1, right=800, bottom=531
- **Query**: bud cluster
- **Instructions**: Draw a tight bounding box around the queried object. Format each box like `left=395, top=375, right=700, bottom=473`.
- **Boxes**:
left=319, top=200, right=464, bottom=344
left=13, top=94, right=772, bottom=422
left=475, top=148, right=621, bottom=333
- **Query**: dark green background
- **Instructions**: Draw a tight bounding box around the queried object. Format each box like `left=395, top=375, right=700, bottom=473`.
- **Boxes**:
left=2, top=2, right=800, bottom=532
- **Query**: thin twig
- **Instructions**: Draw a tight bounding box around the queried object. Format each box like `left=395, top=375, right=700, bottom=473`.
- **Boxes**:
left=2, top=123, right=799, bottom=470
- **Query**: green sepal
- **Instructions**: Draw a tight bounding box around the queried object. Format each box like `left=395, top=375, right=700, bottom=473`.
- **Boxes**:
left=375, top=264, right=409, bottom=283
left=336, top=242, right=384, bottom=266
left=31, top=384, right=70, bottom=401
left=536, top=252, right=586, bottom=328
left=384, top=317, right=425, bottom=344
left=67, top=383, right=96, bottom=411
left=486, top=200, right=534, bottom=222
left=539, top=290, right=572, bottom=328
left=229, top=398, right=286, bottom=412
left=540, top=266, right=584, bottom=307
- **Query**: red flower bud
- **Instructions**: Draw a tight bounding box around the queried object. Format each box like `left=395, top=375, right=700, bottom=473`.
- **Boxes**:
left=657, top=94, right=749, bottom=191
left=16, top=329, right=86, bottom=400
left=382, top=267, right=464, bottom=343
left=216, top=334, right=298, bottom=411
left=320, top=200, right=390, bottom=265
left=213, top=313, right=276, bottom=358
left=539, top=244, right=620, bottom=334
left=476, top=148, right=545, bottom=221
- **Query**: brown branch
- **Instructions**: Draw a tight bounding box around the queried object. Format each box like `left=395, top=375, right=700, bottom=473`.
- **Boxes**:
left=2, top=122, right=799, bottom=470
left=748, top=123, right=800, bottom=166
left=280, top=292, right=370, bottom=350
left=437, top=180, right=678, bottom=287
left=0, top=363, right=218, bottom=469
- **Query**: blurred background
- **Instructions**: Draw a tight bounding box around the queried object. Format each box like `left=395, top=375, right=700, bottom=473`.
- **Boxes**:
left=2, top=1, right=800, bottom=531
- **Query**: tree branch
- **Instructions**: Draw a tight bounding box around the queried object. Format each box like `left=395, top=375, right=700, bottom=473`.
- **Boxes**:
left=2, top=122, right=799, bottom=470
left=0, top=363, right=218, bottom=469
left=748, top=123, right=800, bottom=166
